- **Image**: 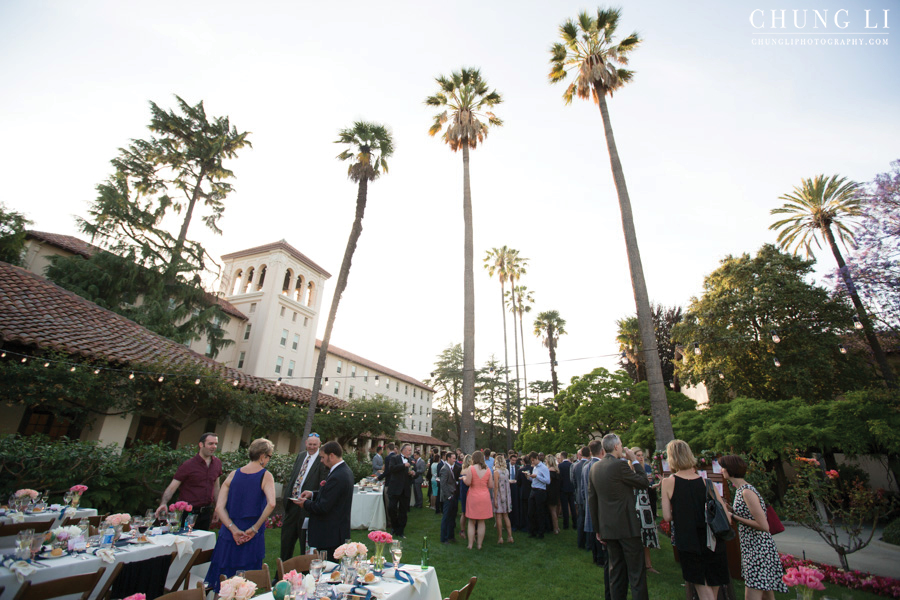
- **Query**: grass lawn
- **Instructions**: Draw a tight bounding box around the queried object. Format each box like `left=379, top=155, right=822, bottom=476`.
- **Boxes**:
left=260, top=507, right=884, bottom=600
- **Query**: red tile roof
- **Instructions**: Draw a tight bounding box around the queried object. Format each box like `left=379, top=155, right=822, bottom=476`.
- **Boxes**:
left=26, top=230, right=101, bottom=259
left=395, top=432, right=450, bottom=447
left=315, top=340, right=435, bottom=392
left=222, top=240, right=331, bottom=278
left=0, top=261, right=344, bottom=408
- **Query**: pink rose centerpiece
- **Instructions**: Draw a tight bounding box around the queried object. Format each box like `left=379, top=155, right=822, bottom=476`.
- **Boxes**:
left=282, top=569, right=304, bottom=588
left=367, top=530, right=393, bottom=571
left=334, top=542, right=367, bottom=560
left=219, top=576, right=257, bottom=600
left=68, top=484, right=88, bottom=507
left=15, top=489, right=39, bottom=499
left=168, top=501, right=193, bottom=512
left=784, top=565, right=826, bottom=600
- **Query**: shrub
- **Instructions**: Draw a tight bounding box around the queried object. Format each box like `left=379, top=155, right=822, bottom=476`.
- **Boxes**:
left=342, top=452, right=373, bottom=482
left=885, top=518, right=900, bottom=546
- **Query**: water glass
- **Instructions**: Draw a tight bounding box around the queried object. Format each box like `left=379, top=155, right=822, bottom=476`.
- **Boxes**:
left=310, top=559, right=323, bottom=583
left=30, top=536, right=44, bottom=560
left=184, top=513, right=197, bottom=534
left=390, top=541, right=402, bottom=567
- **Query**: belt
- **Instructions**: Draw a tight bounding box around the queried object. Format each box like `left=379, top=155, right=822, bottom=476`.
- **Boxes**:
left=191, top=505, right=213, bottom=513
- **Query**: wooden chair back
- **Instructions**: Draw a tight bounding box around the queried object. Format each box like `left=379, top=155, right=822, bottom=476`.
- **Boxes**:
left=11, top=567, right=106, bottom=600
left=59, top=515, right=102, bottom=528
left=220, top=564, right=271, bottom=592
left=156, top=582, right=206, bottom=600
left=276, top=553, right=315, bottom=580
left=95, top=551, right=176, bottom=600
left=0, top=520, right=54, bottom=537
left=167, top=547, right=215, bottom=592
left=446, top=576, right=477, bottom=600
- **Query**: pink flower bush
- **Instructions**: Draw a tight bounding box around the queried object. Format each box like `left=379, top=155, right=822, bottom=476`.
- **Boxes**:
left=69, top=485, right=88, bottom=493
left=168, top=501, right=193, bottom=512
left=368, top=531, right=393, bottom=544
left=784, top=566, right=826, bottom=591
left=826, top=469, right=840, bottom=479
left=781, top=553, right=900, bottom=598
left=282, top=569, right=304, bottom=587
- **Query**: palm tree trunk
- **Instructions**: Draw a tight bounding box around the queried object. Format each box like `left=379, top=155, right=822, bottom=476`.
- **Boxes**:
left=595, top=88, right=674, bottom=450
left=548, top=324, right=559, bottom=396
left=302, top=177, right=369, bottom=439
left=461, top=143, right=476, bottom=454
left=510, top=284, right=522, bottom=433
left=500, top=282, right=513, bottom=450
left=519, top=310, right=529, bottom=410
left=822, top=225, right=896, bottom=387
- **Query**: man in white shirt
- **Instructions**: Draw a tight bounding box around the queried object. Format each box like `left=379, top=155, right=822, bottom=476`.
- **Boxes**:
left=526, top=451, right=551, bottom=539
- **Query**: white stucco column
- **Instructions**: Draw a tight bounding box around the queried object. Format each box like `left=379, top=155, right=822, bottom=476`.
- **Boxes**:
left=215, top=421, right=244, bottom=452
left=82, top=412, right=135, bottom=452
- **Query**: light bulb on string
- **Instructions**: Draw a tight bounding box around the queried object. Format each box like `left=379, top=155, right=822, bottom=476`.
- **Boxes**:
left=773, top=357, right=781, bottom=367
left=233, top=379, right=239, bottom=386
left=839, top=344, right=848, bottom=355
left=718, top=371, right=725, bottom=380
left=21, top=357, right=27, bottom=363
left=195, top=378, right=201, bottom=385
left=693, top=342, right=701, bottom=355
left=771, top=330, right=781, bottom=343
left=43, top=362, right=50, bottom=368
left=276, top=377, right=282, bottom=386
left=93, top=369, right=100, bottom=375
left=853, top=315, right=864, bottom=330
left=669, top=381, right=675, bottom=389
left=129, top=372, right=135, bottom=380
left=69, top=366, right=75, bottom=372
left=1, top=352, right=5, bottom=358
left=158, top=376, right=164, bottom=383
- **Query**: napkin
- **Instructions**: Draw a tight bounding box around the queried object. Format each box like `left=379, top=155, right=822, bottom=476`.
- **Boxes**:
left=393, top=568, right=427, bottom=592
left=323, top=560, right=339, bottom=573
left=347, top=585, right=375, bottom=600
left=63, top=507, right=76, bottom=517
left=9, top=560, right=36, bottom=583
left=10, top=512, right=25, bottom=523
left=96, top=548, right=116, bottom=563
left=149, top=534, right=193, bottom=558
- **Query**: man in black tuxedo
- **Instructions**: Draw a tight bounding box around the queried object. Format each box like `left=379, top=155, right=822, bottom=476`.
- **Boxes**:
left=589, top=433, right=650, bottom=600
left=298, top=440, right=354, bottom=563
left=558, top=451, right=576, bottom=530
left=378, top=443, right=397, bottom=528
left=280, top=433, right=326, bottom=561
left=386, top=443, right=415, bottom=537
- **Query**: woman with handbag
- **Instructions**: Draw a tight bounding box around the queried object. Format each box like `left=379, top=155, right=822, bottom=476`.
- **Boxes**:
left=719, top=455, right=787, bottom=600
left=661, top=440, right=730, bottom=600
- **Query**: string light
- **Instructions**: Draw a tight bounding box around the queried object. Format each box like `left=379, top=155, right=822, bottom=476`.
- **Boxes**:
left=773, top=357, right=781, bottom=367
left=129, top=372, right=135, bottom=380
left=158, top=376, right=164, bottom=383
left=276, top=377, right=282, bottom=386
left=853, top=315, right=864, bottom=330
left=195, top=378, right=201, bottom=385
left=839, top=345, right=848, bottom=355
left=21, top=357, right=27, bottom=363
left=693, top=342, right=701, bottom=355
left=718, top=371, right=725, bottom=380
left=94, top=369, right=100, bottom=375
left=69, top=366, right=75, bottom=372
left=43, top=362, right=49, bottom=367
left=771, top=330, right=781, bottom=343
left=233, top=379, right=239, bottom=386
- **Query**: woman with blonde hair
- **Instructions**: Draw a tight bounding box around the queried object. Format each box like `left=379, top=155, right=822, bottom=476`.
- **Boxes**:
left=458, top=454, right=472, bottom=539
left=545, top=454, right=561, bottom=534
left=462, top=450, right=494, bottom=549
left=661, top=440, right=729, bottom=600
left=492, top=455, right=513, bottom=544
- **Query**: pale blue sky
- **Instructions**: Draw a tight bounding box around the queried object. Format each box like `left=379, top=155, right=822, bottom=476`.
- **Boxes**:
left=1, top=0, right=897, bottom=392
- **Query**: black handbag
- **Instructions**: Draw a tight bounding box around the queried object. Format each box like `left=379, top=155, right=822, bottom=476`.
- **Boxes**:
left=705, top=479, right=735, bottom=541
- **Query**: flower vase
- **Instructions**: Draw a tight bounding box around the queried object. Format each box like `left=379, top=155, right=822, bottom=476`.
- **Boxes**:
left=372, top=544, right=386, bottom=573
left=795, top=588, right=814, bottom=600
left=113, top=525, right=124, bottom=542
left=70, top=493, right=81, bottom=508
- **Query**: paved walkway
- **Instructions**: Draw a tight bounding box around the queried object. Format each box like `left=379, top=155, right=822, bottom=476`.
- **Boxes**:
left=774, top=523, right=900, bottom=578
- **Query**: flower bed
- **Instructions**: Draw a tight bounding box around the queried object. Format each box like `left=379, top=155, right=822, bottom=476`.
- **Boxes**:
left=780, top=553, right=900, bottom=597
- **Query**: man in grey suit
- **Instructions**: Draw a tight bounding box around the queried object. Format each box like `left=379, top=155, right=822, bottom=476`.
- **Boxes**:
left=281, top=433, right=326, bottom=561
left=439, top=452, right=458, bottom=542
left=413, top=451, right=427, bottom=508
left=589, top=433, right=650, bottom=600
left=572, top=445, right=590, bottom=550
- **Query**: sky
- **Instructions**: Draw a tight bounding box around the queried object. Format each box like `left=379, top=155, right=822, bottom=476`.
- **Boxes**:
left=1, top=0, right=897, bottom=398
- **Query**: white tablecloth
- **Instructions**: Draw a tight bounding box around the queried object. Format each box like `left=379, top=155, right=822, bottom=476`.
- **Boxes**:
left=255, top=564, right=441, bottom=600
left=0, top=509, right=99, bottom=550
left=0, top=529, right=216, bottom=600
left=351, top=490, right=385, bottom=531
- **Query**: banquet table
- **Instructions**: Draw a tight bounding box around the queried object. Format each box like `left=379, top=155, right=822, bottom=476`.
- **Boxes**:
left=0, top=509, right=99, bottom=550
left=0, top=529, right=216, bottom=600
left=256, top=563, right=441, bottom=600
left=350, top=488, right=385, bottom=531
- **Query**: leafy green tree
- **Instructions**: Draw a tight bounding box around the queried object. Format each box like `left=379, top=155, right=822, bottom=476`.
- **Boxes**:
left=529, top=380, right=555, bottom=404
left=549, top=8, right=674, bottom=449
left=476, top=356, right=508, bottom=450
left=0, top=203, right=31, bottom=265
left=673, top=244, right=873, bottom=403
left=484, top=246, right=519, bottom=449
left=303, top=121, right=393, bottom=439
left=313, top=395, right=403, bottom=448
left=46, top=96, right=250, bottom=356
left=617, top=304, right=683, bottom=385
left=427, top=69, right=502, bottom=453
left=770, top=174, right=895, bottom=387
left=533, top=310, right=567, bottom=396
left=427, top=344, right=465, bottom=443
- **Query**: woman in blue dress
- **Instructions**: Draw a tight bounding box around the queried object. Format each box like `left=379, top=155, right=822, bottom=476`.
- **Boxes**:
left=205, top=439, right=277, bottom=592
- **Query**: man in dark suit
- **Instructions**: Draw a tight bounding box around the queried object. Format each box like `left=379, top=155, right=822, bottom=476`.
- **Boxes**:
left=280, top=433, right=326, bottom=561
left=558, top=451, right=576, bottom=530
left=413, top=451, right=427, bottom=508
left=516, top=457, right=532, bottom=532
left=438, top=452, right=458, bottom=543
left=589, top=433, right=650, bottom=600
left=298, top=440, right=354, bottom=563
left=507, top=453, right=520, bottom=530
left=378, top=443, right=397, bottom=528
left=572, top=446, right=590, bottom=549
left=386, top=443, right=415, bottom=537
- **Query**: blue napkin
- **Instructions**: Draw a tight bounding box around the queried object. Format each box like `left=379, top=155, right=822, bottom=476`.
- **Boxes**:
left=394, top=570, right=414, bottom=585
left=348, top=586, right=372, bottom=599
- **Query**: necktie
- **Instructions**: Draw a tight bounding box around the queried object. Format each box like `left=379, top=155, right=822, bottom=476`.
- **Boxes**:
left=292, top=454, right=311, bottom=497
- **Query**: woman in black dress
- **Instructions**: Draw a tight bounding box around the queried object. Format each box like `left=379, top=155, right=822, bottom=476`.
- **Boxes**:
left=545, top=454, right=561, bottom=534
left=661, top=440, right=731, bottom=600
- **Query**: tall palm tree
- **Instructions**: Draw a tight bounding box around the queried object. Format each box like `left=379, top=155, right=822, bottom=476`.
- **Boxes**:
left=505, top=252, right=527, bottom=431
left=549, top=8, right=674, bottom=448
left=770, top=174, right=895, bottom=388
left=303, top=121, right=394, bottom=439
left=427, top=68, right=503, bottom=453
left=484, top=246, right=516, bottom=450
left=507, top=284, right=534, bottom=410
left=615, top=315, right=645, bottom=383
left=534, top=310, right=567, bottom=396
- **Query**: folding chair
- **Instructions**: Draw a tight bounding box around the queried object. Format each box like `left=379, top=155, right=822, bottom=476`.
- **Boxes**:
left=167, top=547, right=214, bottom=592
left=11, top=567, right=106, bottom=600
left=155, top=582, right=205, bottom=600
left=220, top=564, right=271, bottom=593
left=59, top=515, right=102, bottom=528
left=445, top=576, right=477, bottom=600
left=96, top=551, right=177, bottom=600
left=0, top=520, right=54, bottom=537
left=276, top=553, right=315, bottom=580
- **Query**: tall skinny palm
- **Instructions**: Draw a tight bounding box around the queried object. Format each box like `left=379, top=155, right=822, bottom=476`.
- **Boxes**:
left=484, top=246, right=516, bottom=450
left=770, top=174, right=895, bottom=388
left=303, top=122, right=394, bottom=439
left=549, top=8, right=674, bottom=447
left=427, top=68, right=503, bottom=453
left=502, top=251, right=527, bottom=431
left=507, top=285, right=534, bottom=409
left=534, top=310, right=567, bottom=397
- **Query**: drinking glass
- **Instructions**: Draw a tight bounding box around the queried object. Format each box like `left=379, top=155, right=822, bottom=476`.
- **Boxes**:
left=63, top=491, right=73, bottom=506
left=184, top=513, right=196, bottom=534
left=167, top=511, right=179, bottom=532
left=390, top=541, right=402, bottom=568
left=30, top=536, right=44, bottom=560
left=309, top=559, right=324, bottom=583
left=317, top=550, right=328, bottom=563
left=16, top=530, right=34, bottom=559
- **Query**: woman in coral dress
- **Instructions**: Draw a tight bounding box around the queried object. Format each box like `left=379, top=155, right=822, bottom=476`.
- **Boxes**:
left=463, top=450, right=494, bottom=550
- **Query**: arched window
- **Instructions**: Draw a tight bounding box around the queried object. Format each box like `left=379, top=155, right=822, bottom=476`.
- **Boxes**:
left=243, top=267, right=255, bottom=294
left=231, top=269, right=244, bottom=295
left=282, top=269, right=294, bottom=295
left=306, top=280, right=316, bottom=307
left=294, top=275, right=305, bottom=302
left=256, top=265, right=267, bottom=291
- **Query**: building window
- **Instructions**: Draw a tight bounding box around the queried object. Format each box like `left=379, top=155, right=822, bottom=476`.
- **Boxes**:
left=275, top=356, right=284, bottom=374
left=280, top=329, right=288, bottom=346
left=292, top=334, right=300, bottom=350
left=238, top=351, right=246, bottom=368
left=333, top=380, right=340, bottom=395
left=419, top=422, right=422, bottom=431
left=280, top=306, right=286, bottom=317
left=288, top=360, right=295, bottom=377
left=386, top=378, right=391, bottom=389
left=249, top=302, right=257, bottom=313
left=304, top=317, right=309, bottom=326
left=364, top=370, right=369, bottom=382
left=411, top=419, right=415, bottom=430
left=405, top=385, right=408, bottom=395
left=292, top=312, right=298, bottom=322
left=351, top=365, right=357, bottom=378
left=362, top=390, right=367, bottom=399
left=205, top=342, right=213, bottom=357
left=18, top=408, right=77, bottom=440
left=336, top=360, right=342, bottom=374
left=349, top=385, right=355, bottom=399
left=426, top=423, right=429, bottom=432
left=243, top=324, right=252, bottom=340
left=413, top=389, right=417, bottom=398
left=419, top=405, right=423, bottom=415
left=403, top=402, right=407, bottom=411
left=395, top=382, right=399, bottom=392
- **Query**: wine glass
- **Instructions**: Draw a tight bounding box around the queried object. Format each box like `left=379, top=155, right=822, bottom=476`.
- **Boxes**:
left=390, top=541, right=402, bottom=568
left=30, top=536, right=44, bottom=560
left=166, top=511, right=179, bottom=532
left=184, top=513, right=196, bottom=534
left=309, top=558, right=323, bottom=583
left=63, top=491, right=73, bottom=507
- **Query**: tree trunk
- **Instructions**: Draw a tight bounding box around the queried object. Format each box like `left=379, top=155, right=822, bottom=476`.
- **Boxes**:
left=519, top=310, right=529, bottom=411
left=595, top=88, right=674, bottom=450
left=510, top=282, right=522, bottom=434
left=461, top=143, right=476, bottom=454
left=500, top=282, right=513, bottom=451
left=822, top=224, right=896, bottom=388
left=302, top=177, right=369, bottom=439
left=166, top=170, right=206, bottom=284
left=548, top=324, right=559, bottom=396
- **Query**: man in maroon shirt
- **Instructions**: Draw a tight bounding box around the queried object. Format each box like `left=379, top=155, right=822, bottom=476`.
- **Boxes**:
left=155, top=432, right=223, bottom=530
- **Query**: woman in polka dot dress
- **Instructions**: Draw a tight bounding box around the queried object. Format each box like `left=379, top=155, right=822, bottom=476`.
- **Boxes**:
left=719, top=455, right=787, bottom=600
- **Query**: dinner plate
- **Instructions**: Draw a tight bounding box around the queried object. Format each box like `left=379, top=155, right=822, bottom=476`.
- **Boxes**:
left=358, top=575, right=381, bottom=585
left=39, top=551, right=69, bottom=560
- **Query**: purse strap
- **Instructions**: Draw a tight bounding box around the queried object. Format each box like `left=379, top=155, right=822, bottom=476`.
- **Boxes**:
left=704, top=478, right=718, bottom=502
